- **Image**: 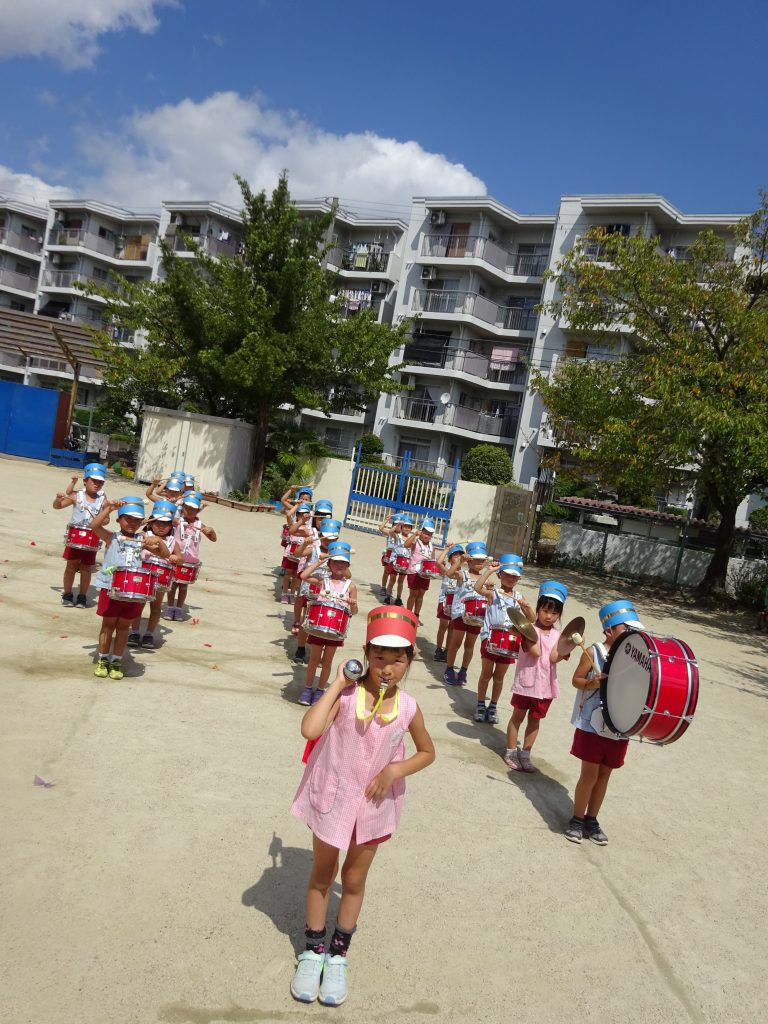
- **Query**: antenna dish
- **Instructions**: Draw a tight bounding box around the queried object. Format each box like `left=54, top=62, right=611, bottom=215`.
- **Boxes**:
left=439, top=392, right=450, bottom=405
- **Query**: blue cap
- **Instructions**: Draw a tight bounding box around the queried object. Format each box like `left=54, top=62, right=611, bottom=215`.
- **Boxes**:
left=399, top=514, right=413, bottom=526
left=498, top=553, right=523, bottom=577
left=539, top=580, right=568, bottom=604
left=327, top=541, right=350, bottom=562
left=150, top=499, right=177, bottom=521
left=170, top=470, right=185, bottom=479
left=446, top=543, right=465, bottom=559
left=118, top=503, right=145, bottom=520
left=296, top=502, right=312, bottom=515
left=119, top=494, right=144, bottom=505
left=296, top=486, right=313, bottom=499
left=183, top=475, right=195, bottom=487
left=599, top=600, right=644, bottom=630
left=318, top=518, right=341, bottom=538
left=84, top=462, right=107, bottom=481
left=466, top=541, right=487, bottom=558
left=332, top=539, right=351, bottom=551
left=166, top=478, right=183, bottom=492
left=182, top=491, right=203, bottom=509
left=314, top=499, right=333, bottom=516
left=420, top=517, right=436, bottom=533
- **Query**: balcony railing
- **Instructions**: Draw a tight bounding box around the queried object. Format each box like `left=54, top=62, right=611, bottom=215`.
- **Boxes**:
left=395, top=398, right=441, bottom=424
left=421, top=235, right=548, bottom=277
left=49, top=229, right=153, bottom=261
left=42, top=269, right=109, bottom=292
left=395, top=397, right=520, bottom=439
left=0, top=227, right=44, bottom=255
left=403, top=344, right=529, bottom=386
left=411, top=288, right=537, bottom=332
left=165, top=232, right=240, bottom=258
left=0, top=266, right=38, bottom=293
left=327, top=247, right=391, bottom=274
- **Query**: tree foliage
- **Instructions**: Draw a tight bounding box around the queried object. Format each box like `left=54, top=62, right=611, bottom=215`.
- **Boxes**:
left=460, top=444, right=513, bottom=486
left=85, top=173, right=408, bottom=492
left=531, top=196, right=768, bottom=596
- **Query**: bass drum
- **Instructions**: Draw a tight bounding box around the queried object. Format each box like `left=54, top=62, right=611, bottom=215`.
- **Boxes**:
left=601, top=630, right=698, bottom=745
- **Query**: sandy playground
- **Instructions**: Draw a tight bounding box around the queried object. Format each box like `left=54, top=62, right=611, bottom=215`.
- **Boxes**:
left=1, top=455, right=767, bottom=1024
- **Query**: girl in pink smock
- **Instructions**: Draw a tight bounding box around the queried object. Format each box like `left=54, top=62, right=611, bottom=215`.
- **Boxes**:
left=289, top=605, right=435, bottom=1007
left=504, top=580, right=571, bottom=773
left=165, top=491, right=217, bottom=621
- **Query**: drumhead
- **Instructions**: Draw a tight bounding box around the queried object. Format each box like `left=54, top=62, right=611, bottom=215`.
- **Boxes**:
left=601, top=630, right=653, bottom=735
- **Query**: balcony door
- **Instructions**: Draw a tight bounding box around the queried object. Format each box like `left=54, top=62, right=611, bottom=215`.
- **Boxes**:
left=446, top=223, right=471, bottom=258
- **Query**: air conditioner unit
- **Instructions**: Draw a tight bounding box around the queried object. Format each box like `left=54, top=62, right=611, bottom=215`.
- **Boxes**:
left=370, top=281, right=383, bottom=294
left=421, top=266, right=437, bottom=281
left=430, top=210, right=447, bottom=226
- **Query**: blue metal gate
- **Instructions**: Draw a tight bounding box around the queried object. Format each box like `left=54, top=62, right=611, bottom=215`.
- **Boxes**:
left=344, top=448, right=460, bottom=545
left=0, top=380, right=60, bottom=461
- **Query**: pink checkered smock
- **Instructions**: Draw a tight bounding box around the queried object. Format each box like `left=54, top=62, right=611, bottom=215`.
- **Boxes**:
left=291, top=684, right=418, bottom=850
left=512, top=624, right=561, bottom=699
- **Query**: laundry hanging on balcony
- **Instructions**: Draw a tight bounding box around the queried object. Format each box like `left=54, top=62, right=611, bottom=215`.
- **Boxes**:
left=489, top=345, right=520, bottom=365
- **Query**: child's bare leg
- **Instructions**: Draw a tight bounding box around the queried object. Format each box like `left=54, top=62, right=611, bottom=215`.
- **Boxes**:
left=412, top=590, right=425, bottom=616
left=395, top=576, right=405, bottom=598
left=506, top=707, right=527, bottom=749
left=337, top=840, right=379, bottom=932
left=573, top=760, right=601, bottom=818
left=380, top=567, right=388, bottom=588
left=460, top=632, right=478, bottom=670
left=585, top=764, right=613, bottom=818
left=490, top=663, right=509, bottom=704
left=436, top=620, right=448, bottom=648
left=305, top=644, right=322, bottom=686
left=113, top=620, right=132, bottom=657
left=176, top=584, right=189, bottom=613
left=318, top=645, right=337, bottom=689
left=306, top=835, right=340, bottom=931
left=477, top=660, right=494, bottom=703
left=78, top=566, right=93, bottom=595
left=167, top=585, right=178, bottom=609
left=98, top=617, right=117, bottom=656
left=446, top=627, right=463, bottom=666
left=146, top=596, right=165, bottom=633
left=522, top=716, right=541, bottom=752
left=406, top=590, right=416, bottom=611
left=63, top=560, right=80, bottom=593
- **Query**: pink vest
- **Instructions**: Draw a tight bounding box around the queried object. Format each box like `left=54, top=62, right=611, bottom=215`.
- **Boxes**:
left=175, top=520, right=202, bottom=561
left=408, top=538, right=432, bottom=574
left=511, top=624, right=561, bottom=700
left=291, top=685, right=418, bottom=849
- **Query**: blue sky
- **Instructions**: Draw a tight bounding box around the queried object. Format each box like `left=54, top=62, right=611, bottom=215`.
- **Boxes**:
left=0, top=0, right=764, bottom=215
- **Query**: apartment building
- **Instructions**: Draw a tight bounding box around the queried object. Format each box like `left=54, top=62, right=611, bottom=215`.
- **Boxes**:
left=375, top=196, right=555, bottom=473
left=0, top=198, right=47, bottom=315
left=295, top=200, right=407, bottom=454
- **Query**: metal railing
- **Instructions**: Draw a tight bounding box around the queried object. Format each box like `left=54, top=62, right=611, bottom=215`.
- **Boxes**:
left=411, top=288, right=537, bottom=332
left=395, top=396, right=520, bottom=439
left=0, top=227, right=44, bottom=255
left=395, top=397, right=442, bottom=424
left=327, top=247, right=391, bottom=273
left=165, top=232, right=239, bottom=257
left=403, top=343, right=529, bottom=386
left=421, top=235, right=548, bottom=276
left=0, top=266, right=38, bottom=292
left=49, top=228, right=153, bottom=261
left=42, top=269, right=109, bottom=291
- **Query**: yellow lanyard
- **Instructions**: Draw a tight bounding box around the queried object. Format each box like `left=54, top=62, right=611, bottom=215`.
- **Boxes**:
left=356, top=684, right=400, bottom=723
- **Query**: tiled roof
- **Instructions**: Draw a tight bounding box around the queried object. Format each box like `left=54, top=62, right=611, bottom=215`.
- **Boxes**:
left=557, top=497, right=768, bottom=537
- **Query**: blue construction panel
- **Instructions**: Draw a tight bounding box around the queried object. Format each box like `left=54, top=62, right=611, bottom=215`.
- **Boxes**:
left=0, top=380, right=60, bottom=461
left=49, top=448, right=87, bottom=469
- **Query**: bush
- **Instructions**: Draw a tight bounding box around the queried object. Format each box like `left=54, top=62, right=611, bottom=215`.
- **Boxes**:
left=732, top=561, right=768, bottom=609
left=460, top=444, right=513, bottom=486
left=665, top=505, right=689, bottom=518
left=358, top=433, right=384, bottom=464
left=749, top=506, right=768, bottom=532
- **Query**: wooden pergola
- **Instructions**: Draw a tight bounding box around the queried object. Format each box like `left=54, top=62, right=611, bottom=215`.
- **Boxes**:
left=0, top=308, right=107, bottom=434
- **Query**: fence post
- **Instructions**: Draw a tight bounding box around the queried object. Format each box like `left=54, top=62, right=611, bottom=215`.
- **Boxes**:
left=394, top=450, right=410, bottom=508
left=443, top=458, right=460, bottom=544
left=672, top=516, right=690, bottom=588
left=344, top=442, right=363, bottom=526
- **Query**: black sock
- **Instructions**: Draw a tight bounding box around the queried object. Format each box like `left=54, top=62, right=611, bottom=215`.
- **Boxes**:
left=296, top=646, right=305, bottom=657
left=584, top=815, right=597, bottom=822
left=329, top=924, right=356, bottom=957
left=304, top=926, right=326, bottom=954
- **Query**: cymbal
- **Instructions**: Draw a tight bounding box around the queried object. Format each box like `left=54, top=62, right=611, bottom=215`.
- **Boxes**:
left=507, top=605, right=538, bottom=643
left=558, top=616, right=586, bottom=656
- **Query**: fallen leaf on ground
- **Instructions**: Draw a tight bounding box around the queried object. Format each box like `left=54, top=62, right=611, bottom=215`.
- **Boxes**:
left=33, top=775, right=55, bottom=788
left=30, top=541, right=37, bottom=546
left=191, top=618, right=200, bottom=625
left=58, top=635, right=68, bottom=639
left=203, top=643, right=213, bottom=647
left=210, top=663, right=220, bottom=670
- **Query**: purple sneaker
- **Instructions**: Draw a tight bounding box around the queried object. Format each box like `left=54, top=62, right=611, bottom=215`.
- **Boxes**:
left=311, top=687, right=325, bottom=705
left=444, top=667, right=457, bottom=686
left=298, top=687, right=314, bottom=706
left=457, top=667, right=468, bottom=686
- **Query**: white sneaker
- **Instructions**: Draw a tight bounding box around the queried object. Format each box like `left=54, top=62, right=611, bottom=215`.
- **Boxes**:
left=290, top=950, right=324, bottom=1002
left=318, top=953, right=348, bottom=1006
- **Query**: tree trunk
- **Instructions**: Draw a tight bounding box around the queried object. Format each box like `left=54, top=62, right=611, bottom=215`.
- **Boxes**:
left=249, top=408, right=270, bottom=500
left=697, top=503, right=738, bottom=598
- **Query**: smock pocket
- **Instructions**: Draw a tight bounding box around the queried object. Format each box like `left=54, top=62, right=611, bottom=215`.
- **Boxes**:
left=308, top=768, right=339, bottom=814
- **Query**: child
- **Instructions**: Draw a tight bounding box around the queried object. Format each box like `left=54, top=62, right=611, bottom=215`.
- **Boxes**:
left=292, top=517, right=340, bottom=663
left=444, top=540, right=488, bottom=686
left=297, top=542, right=358, bottom=706
left=404, top=517, right=437, bottom=622
left=279, top=485, right=314, bottom=572
left=52, top=462, right=108, bottom=608
left=281, top=502, right=313, bottom=604
left=145, top=471, right=185, bottom=504
left=504, top=580, right=570, bottom=773
left=384, top=515, right=413, bottom=606
left=128, top=500, right=184, bottom=648
left=289, top=605, right=435, bottom=1006
left=90, top=500, right=171, bottom=679
left=165, top=491, right=217, bottom=620
left=434, top=544, right=464, bottom=662
left=474, top=554, right=535, bottom=724
left=564, top=599, right=645, bottom=845
left=377, top=513, right=402, bottom=597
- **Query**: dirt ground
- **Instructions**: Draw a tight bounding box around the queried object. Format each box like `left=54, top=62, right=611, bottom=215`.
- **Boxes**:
left=1, top=455, right=766, bottom=1024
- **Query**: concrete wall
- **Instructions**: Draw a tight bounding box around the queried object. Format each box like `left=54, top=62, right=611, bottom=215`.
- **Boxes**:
left=448, top=478, right=498, bottom=545
left=135, top=406, right=255, bottom=495
left=312, top=456, right=354, bottom=510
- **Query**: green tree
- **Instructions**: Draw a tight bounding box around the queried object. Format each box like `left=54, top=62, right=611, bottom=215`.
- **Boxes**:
left=531, top=197, right=768, bottom=597
left=460, top=444, right=513, bottom=485
left=86, top=174, right=408, bottom=493
left=358, top=432, right=385, bottom=464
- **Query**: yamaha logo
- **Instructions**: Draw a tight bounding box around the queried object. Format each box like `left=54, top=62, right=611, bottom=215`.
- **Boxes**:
left=625, top=641, right=632, bottom=654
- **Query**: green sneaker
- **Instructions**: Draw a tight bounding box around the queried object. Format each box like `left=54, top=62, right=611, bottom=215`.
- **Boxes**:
left=94, top=658, right=109, bottom=678
left=108, top=662, right=124, bottom=680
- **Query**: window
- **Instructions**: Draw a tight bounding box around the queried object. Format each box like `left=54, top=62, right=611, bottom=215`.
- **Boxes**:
left=98, top=226, right=116, bottom=241
left=606, top=224, right=631, bottom=236
left=10, top=300, right=26, bottom=311
left=92, top=267, right=108, bottom=281
left=14, top=262, right=32, bottom=276
left=398, top=438, right=431, bottom=464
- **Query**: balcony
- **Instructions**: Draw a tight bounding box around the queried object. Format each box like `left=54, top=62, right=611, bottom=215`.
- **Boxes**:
left=411, top=288, right=537, bottom=334
left=421, top=235, right=548, bottom=278
left=49, top=228, right=153, bottom=262
left=327, top=247, right=393, bottom=275
left=164, top=231, right=240, bottom=258
left=0, top=266, right=38, bottom=294
left=394, top=397, right=520, bottom=440
left=403, top=343, right=529, bottom=387
left=0, top=227, right=44, bottom=256
left=41, top=269, right=110, bottom=298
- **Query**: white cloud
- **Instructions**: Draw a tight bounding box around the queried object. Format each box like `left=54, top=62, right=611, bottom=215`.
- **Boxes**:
left=0, top=0, right=174, bottom=69
left=75, top=92, right=487, bottom=211
left=0, top=164, right=72, bottom=207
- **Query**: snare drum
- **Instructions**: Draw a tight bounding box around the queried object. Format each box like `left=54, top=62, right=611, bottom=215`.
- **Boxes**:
left=462, top=597, right=488, bottom=627
left=142, top=555, right=174, bottom=592
left=64, top=525, right=100, bottom=551
left=443, top=591, right=455, bottom=611
left=110, top=566, right=156, bottom=602
left=418, top=558, right=441, bottom=580
left=280, top=524, right=290, bottom=548
left=302, top=598, right=351, bottom=641
left=173, top=561, right=201, bottom=584
left=485, top=627, right=522, bottom=660
left=601, top=630, right=699, bottom=745
left=284, top=539, right=303, bottom=564
left=391, top=549, right=410, bottom=574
